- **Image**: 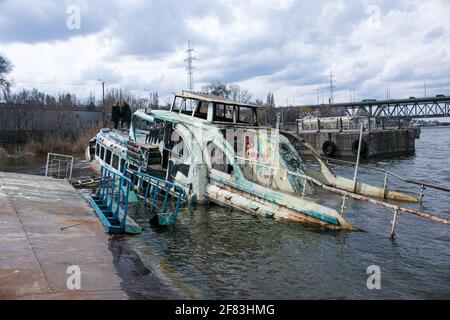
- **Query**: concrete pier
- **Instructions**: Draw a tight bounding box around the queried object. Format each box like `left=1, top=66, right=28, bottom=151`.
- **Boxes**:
left=0, top=172, right=127, bottom=299
left=295, top=128, right=419, bottom=158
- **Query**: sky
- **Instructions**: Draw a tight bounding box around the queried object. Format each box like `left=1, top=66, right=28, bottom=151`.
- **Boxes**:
left=0, top=0, right=449, bottom=106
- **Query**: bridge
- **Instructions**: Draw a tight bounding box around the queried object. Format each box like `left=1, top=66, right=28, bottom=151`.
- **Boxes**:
left=298, top=96, right=450, bottom=119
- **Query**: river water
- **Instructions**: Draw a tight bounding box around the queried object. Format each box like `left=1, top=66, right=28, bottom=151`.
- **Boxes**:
left=1, top=127, right=449, bottom=299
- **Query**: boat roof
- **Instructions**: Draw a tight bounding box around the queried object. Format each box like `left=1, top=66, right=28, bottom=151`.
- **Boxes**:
left=174, top=91, right=256, bottom=108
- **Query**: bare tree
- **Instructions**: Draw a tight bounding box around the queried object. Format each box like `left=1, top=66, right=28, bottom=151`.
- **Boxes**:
left=229, top=84, right=252, bottom=103
left=0, top=54, right=13, bottom=101
left=202, top=81, right=230, bottom=98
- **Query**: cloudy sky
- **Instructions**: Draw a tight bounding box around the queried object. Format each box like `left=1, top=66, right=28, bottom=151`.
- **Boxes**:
left=1, top=0, right=449, bottom=105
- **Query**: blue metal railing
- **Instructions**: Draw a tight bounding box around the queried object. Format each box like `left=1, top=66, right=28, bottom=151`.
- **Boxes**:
left=89, top=165, right=131, bottom=234
left=128, top=171, right=186, bottom=227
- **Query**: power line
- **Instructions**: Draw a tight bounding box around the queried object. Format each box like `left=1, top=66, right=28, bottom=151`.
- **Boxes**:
left=184, top=40, right=196, bottom=92
left=12, top=80, right=96, bottom=88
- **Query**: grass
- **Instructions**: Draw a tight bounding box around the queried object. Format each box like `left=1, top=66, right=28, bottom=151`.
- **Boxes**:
left=0, top=128, right=100, bottom=158
left=0, top=147, right=7, bottom=160
left=22, top=128, right=98, bottom=156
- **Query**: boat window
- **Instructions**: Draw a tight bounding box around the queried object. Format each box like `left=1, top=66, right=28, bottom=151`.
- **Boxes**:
left=171, top=97, right=183, bottom=112
left=105, top=149, right=112, bottom=164
left=213, top=104, right=234, bottom=122
left=96, top=143, right=100, bottom=156
left=207, top=142, right=233, bottom=175
left=100, top=146, right=105, bottom=160
left=193, top=101, right=209, bottom=119
left=180, top=98, right=196, bottom=115
left=215, top=104, right=225, bottom=118
left=120, top=158, right=126, bottom=172
left=112, top=154, right=119, bottom=170
left=238, top=106, right=256, bottom=124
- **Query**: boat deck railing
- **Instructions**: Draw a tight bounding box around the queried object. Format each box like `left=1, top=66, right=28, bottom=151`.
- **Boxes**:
left=234, top=155, right=450, bottom=238
left=89, top=165, right=132, bottom=234
left=125, top=169, right=186, bottom=226
left=320, top=156, right=450, bottom=203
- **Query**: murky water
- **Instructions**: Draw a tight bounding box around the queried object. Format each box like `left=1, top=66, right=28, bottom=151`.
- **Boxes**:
left=1, top=127, right=449, bottom=299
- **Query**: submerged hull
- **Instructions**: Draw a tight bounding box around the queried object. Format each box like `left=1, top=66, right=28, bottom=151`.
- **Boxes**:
left=86, top=121, right=357, bottom=230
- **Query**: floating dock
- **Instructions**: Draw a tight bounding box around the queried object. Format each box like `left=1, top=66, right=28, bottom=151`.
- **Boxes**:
left=0, top=172, right=128, bottom=299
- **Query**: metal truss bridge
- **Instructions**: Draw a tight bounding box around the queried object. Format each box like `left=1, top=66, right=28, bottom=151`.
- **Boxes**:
left=299, top=96, right=450, bottom=119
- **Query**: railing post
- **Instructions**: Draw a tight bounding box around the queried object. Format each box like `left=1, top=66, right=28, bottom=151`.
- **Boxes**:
left=418, top=184, right=425, bottom=204
left=172, top=190, right=184, bottom=227
left=113, top=175, right=123, bottom=220
left=151, top=180, right=160, bottom=213
left=143, top=177, right=152, bottom=207
left=339, top=195, right=347, bottom=217
left=45, top=153, right=50, bottom=177
left=161, top=183, right=170, bottom=213
left=102, top=170, right=111, bottom=207
left=352, top=123, right=364, bottom=193
left=120, top=178, right=130, bottom=229
left=383, top=172, right=389, bottom=199
left=108, top=173, right=116, bottom=212
left=391, top=209, right=399, bottom=239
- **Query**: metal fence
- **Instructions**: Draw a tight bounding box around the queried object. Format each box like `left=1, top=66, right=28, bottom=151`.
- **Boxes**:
left=45, top=153, right=74, bottom=180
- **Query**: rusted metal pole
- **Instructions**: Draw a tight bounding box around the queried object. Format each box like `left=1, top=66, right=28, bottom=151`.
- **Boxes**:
left=383, top=171, right=388, bottom=199
left=339, top=195, right=347, bottom=217
left=391, top=209, right=399, bottom=239
left=352, top=122, right=364, bottom=192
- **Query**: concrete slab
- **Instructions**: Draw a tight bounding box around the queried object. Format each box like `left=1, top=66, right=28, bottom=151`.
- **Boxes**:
left=0, top=172, right=128, bottom=300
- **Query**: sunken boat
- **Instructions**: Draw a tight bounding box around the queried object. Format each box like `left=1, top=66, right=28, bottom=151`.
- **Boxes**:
left=86, top=92, right=425, bottom=231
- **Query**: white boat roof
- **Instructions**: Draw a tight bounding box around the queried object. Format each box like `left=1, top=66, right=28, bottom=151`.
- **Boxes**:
left=174, top=91, right=256, bottom=108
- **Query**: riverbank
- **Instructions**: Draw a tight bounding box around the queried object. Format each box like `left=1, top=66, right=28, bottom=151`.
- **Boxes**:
left=0, top=128, right=98, bottom=158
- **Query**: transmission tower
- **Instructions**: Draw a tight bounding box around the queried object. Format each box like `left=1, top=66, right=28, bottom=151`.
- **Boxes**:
left=327, top=69, right=336, bottom=104
left=184, top=41, right=196, bottom=92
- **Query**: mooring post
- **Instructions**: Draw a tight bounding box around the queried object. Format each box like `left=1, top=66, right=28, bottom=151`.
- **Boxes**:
left=418, top=184, right=425, bottom=204
left=391, top=209, right=399, bottom=239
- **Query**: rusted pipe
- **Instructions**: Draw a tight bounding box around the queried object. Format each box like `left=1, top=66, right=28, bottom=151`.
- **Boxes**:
left=391, top=209, right=399, bottom=239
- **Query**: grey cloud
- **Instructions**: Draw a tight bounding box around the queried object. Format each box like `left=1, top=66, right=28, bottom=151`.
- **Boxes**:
left=0, top=0, right=110, bottom=43
left=2, top=0, right=450, bottom=105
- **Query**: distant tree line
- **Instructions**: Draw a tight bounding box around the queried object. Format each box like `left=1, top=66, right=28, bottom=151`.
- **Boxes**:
left=0, top=52, right=345, bottom=126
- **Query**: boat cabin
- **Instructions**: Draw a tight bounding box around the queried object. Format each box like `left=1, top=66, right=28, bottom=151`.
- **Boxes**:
left=170, top=91, right=259, bottom=126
